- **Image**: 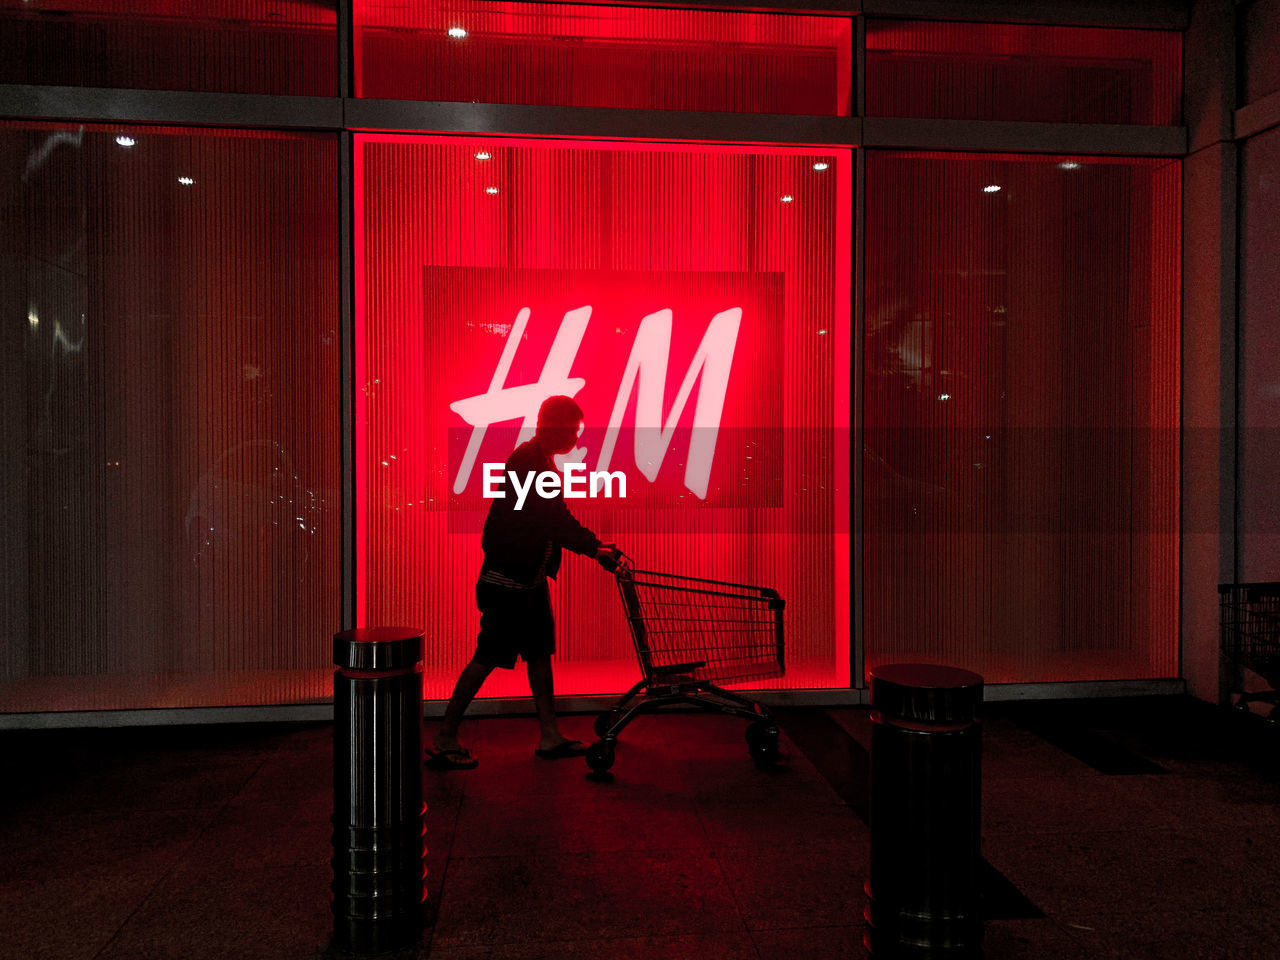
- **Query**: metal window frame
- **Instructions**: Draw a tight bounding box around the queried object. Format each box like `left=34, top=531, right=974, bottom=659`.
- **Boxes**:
left=0, top=0, right=1196, bottom=722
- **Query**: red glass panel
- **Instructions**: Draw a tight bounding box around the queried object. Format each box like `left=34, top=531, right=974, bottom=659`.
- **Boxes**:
left=356, top=134, right=852, bottom=698
left=354, top=1, right=853, bottom=115
left=863, top=150, right=1180, bottom=684
left=0, top=0, right=336, bottom=95
left=866, top=19, right=1181, bottom=125
left=0, top=122, right=340, bottom=712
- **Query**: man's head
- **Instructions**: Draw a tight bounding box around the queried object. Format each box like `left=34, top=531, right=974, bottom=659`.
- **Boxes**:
left=535, top=395, right=584, bottom=455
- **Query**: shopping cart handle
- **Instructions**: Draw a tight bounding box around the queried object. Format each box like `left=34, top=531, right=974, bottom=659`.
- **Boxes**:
left=598, top=546, right=629, bottom=574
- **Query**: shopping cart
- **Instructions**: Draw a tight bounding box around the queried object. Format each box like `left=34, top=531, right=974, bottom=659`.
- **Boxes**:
left=585, top=551, right=786, bottom=773
left=1219, top=582, right=1280, bottom=717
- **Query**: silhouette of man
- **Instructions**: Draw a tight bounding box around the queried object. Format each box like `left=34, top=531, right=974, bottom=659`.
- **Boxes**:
left=427, top=395, right=618, bottom=769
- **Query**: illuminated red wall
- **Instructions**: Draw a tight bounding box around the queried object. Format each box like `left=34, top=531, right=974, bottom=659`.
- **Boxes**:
left=863, top=151, right=1180, bottom=683
left=355, top=1, right=853, bottom=115
left=356, top=135, right=851, bottom=698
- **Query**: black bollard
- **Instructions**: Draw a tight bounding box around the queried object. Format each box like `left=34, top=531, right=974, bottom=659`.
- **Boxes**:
left=865, top=663, right=984, bottom=959
left=332, top=627, right=427, bottom=954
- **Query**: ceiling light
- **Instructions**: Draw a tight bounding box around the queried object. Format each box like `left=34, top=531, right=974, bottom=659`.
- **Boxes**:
left=812, top=162, right=829, bottom=171
left=115, top=135, right=136, bottom=147
left=475, top=151, right=492, bottom=161
left=448, top=26, right=467, bottom=39
left=178, top=176, right=195, bottom=186
left=982, top=184, right=1001, bottom=193
left=780, top=194, right=794, bottom=203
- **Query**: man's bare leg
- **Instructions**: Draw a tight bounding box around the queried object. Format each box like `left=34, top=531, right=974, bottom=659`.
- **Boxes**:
left=526, top=655, right=572, bottom=750
left=433, top=656, right=493, bottom=753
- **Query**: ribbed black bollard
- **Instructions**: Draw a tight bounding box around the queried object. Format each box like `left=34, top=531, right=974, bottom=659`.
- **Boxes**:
left=865, top=663, right=984, bottom=959
left=332, top=627, right=426, bottom=954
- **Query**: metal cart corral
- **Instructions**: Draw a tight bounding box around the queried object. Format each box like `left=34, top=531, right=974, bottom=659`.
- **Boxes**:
left=1219, top=582, right=1280, bottom=718
left=586, top=553, right=786, bottom=773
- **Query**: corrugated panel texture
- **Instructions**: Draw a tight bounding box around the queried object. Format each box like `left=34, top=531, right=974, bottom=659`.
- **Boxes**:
left=866, top=19, right=1181, bottom=125
left=0, top=123, right=340, bottom=711
left=863, top=150, right=1179, bottom=683
left=0, top=0, right=336, bottom=95
left=355, top=1, right=852, bottom=115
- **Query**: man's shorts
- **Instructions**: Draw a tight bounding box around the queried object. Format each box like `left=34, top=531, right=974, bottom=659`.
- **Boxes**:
left=474, top=580, right=555, bottom=670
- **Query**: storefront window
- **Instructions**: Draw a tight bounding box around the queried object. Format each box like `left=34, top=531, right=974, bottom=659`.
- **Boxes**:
left=0, top=122, right=340, bottom=711
left=355, top=1, right=853, bottom=115
left=866, top=20, right=1181, bottom=125
left=863, top=150, right=1180, bottom=683
left=356, top=134, right=852, bottom=697
left=0, top=0, right=337, bottom=95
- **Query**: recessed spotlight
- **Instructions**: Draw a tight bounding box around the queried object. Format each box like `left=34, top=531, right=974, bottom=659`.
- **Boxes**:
left=780, top=194, right=794, bottom=203
left=817, top=329, right=828, bottom=335
left=448, top=26, right=467, bottom=39
left=982, top=184, right=1001, bottom=193
left=1059, top=161, right=1082, bottom=170
left=115, top=135, right=136, bottom=147
left=812, top=162, right=829, bottom=171
left=475, top=151, right=492, bottom=161
left=178, top=176, right=195, bottom=186
left=485, top=186, right=499, bottom=195
left=938, top=392, right=952, bottom=401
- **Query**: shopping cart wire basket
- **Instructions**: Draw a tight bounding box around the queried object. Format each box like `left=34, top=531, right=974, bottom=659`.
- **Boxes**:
left=586, top=551, right=786, bottom=773
left=1219, top=582, right=1280, bottom=717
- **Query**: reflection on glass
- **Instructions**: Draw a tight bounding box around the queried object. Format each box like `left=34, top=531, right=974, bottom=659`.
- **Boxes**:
left=864, top=150, right=1180, bottom=684
left=0, top=122, right=340, bottom=712
left=0, top=0, right=337, bottom=95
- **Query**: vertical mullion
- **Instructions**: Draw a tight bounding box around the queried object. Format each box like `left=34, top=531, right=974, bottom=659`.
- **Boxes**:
left=856, top=13, right=867, bottom=118
left=338, top=0, right=352, bottom=100
left=340, top=129, right=354, bottom=634
left=339, top=0, right=355, bottom=635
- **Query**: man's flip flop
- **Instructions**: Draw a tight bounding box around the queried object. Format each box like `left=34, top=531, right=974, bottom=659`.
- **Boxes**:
left=534, top=740, right=588, bottom=760
left=425, top=747, right=479, bottom=770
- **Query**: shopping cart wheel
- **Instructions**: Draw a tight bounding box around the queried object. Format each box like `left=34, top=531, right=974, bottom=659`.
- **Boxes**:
left=745, top=720, right=781, bottom=766
left=586, top=740, right=616, bottom=772
left=594, top=710, right=622, bottom=739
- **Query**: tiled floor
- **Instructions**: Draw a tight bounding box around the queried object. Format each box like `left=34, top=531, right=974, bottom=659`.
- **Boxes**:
left=3, top=697, right=1279, bottom=959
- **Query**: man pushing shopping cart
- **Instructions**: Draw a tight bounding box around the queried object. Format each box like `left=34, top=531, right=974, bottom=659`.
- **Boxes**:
left=426, top=393, right=785, bottom=774
left=426, top=395, right=621, bottom=770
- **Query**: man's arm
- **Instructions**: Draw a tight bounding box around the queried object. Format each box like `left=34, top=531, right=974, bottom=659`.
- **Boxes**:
left=538, top=486, right=601, bottom=557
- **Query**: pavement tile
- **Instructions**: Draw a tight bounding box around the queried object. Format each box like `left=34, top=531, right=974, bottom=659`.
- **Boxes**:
left=430, top=851, right=745, bottom=949
left=424, top=931, right=760, bottom=960
left=695, top=796, right=865, bottom=851
left=982, top=774, right=1181, bottom=836
left=450, top=788, right=706, bottom=859
left=92, top=860, right=333, bottom=960
left=982, top=827, right=1273, bottom=926
left=751, top=924, right=864, bottom=960
left=0, top=808, right=209, bottom=883
left=0, top=861, right=173, bottom=960
left=713, top=839, right=869, bottom=931
left=984, top=918, right=1116, bottom=960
